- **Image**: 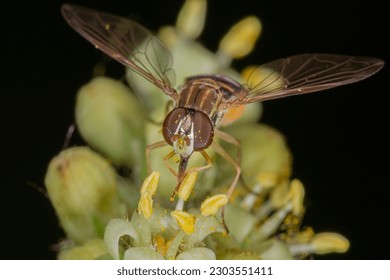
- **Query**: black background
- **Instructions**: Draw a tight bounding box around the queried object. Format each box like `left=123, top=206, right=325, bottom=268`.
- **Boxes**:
left=2, top=0, right=389, bottom=259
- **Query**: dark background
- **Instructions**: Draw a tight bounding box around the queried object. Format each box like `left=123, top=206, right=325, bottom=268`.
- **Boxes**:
left=2, top=0, right=388, bottom=259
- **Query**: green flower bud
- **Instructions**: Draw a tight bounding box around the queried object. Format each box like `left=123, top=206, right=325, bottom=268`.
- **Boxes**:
left=224, top=204, right=257, bottom=244
left=223, top=123, right=292, bottom=188
left=58, top=238, right=108, bottom=260
left=45, top=147, right=125, bottom=244
left=75, top=77, right=146, bottom=173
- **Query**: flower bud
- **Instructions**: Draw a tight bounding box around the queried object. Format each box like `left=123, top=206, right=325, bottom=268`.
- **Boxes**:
left=257, top=171, right=280, bottom=189
left=58, top=239, right=108, bottom=260
left=45, top=147, right=124, bottom=244
left=75, top=77, right=145, bottom=169
left=224, top=123, right=292, bottom=188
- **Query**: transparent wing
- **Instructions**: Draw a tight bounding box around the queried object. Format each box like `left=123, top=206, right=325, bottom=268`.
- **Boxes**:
left=61, top=4, right=178, bottom=99
left=224, top=53, right=384, bottom=107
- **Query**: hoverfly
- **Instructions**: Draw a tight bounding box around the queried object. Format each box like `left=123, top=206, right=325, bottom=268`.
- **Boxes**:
left=61, top=4, right=384, bottom=202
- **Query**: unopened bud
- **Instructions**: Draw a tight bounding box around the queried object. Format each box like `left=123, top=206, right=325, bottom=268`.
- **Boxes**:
left=75, top=77, right=145, bottom=168
left=45, top=147, right=122, bottom=244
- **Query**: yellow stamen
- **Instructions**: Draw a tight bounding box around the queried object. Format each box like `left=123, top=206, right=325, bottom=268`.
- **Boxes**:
left=176, top=0, right=207, bottom=39
left=171, top=210, right=196, bottom=234
left=219, top=16, right=261, bottom=59
left=311, top=232, right=350, bottom=254
left=153, top=235, right=167, bottom=256
left=137, top=192, right=153, bottom=219
left=158, top=26, right=177, bottom=47
left=178, top=172, right=197, bottom=201
left=200, top=194, right=228, bottom=216
left=242, top=66, right=285, bottom=92
left=293, top=227, right=315, bottom=244
left=289, top=179, right=305, bottom=216
left=140, top=171, right=160, bottom=196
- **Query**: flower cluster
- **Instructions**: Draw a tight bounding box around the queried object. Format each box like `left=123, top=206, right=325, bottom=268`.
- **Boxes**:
left=45, top=0, right=349, bottom=259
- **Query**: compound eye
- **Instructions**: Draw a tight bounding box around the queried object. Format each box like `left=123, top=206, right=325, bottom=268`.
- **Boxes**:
left=162, top=108, right=187, bottom=146
left=193, top=111, right=214, bottom=151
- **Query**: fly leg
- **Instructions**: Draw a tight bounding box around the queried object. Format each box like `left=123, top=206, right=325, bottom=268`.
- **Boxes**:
left=214, top=129, right=241, bottom=166
left=171, top=150, right=213, bottom=201
left=215, top=129, right=250, bottom=191
left=145, top=140, right=168, bottom=174
left=212, top=130, right=242, bottom=232
left=211, top=139, right=241, bottom=200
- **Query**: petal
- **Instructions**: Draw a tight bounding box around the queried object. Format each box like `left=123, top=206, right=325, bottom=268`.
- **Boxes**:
left=104, top=219, right=139, bottom=260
